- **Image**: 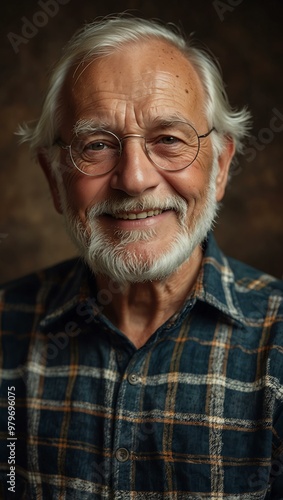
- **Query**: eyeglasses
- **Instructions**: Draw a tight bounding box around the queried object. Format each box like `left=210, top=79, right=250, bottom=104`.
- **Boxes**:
left=56, top=121, right=215, bottom=177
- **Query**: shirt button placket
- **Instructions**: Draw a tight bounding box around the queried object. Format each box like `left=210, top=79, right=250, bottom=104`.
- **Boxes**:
left=112, top=360, right=144, bottom=490
left=115, top=447, right=130, bottom=462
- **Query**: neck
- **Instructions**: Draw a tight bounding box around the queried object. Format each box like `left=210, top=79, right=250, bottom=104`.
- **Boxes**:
left=95, top=245, right=203, bottom=348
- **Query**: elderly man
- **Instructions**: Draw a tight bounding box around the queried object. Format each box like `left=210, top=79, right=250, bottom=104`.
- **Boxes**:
left=0, top=15, right=282, bottom=499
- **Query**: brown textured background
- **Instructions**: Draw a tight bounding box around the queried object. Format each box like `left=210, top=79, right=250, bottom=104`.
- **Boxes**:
left=0, top=0, right=282, bottom=284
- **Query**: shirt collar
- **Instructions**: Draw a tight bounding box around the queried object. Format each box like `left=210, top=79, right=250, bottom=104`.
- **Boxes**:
left=39, top=258, right=92, bottom=331
left=40, top=233, right=245, bottom=331
left=192, top=233, right=246, bottom=326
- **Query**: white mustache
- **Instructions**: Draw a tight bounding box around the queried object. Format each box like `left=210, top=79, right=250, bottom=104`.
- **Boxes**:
left=86, top=195, right=188, bottom=222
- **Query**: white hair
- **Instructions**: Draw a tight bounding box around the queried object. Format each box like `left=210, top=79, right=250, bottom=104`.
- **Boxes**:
left=17, top=14, right=251, bottom=169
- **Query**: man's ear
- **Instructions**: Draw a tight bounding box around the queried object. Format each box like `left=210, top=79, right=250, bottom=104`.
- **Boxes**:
left=215, top=137, right=235, bottom=202
left=37, top=150, right=63, bottom=214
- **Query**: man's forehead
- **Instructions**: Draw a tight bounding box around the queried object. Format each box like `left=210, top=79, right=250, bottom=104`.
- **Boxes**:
left=63, top=40, right=203, bottom=97
left=59, top=39, right=206, bottom=130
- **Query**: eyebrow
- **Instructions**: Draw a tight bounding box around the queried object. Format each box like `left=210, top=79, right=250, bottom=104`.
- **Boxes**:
left=73, top=119, right=112, bottom=136
left=73, top=114, right=196, bottom=136
left=150, top=113, right=195, bottom=128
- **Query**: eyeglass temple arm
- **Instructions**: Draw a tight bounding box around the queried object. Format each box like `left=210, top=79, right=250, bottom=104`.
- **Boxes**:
left=54, top=138, right=70, bottom=150
left=198, top=127, right=216, bottom=139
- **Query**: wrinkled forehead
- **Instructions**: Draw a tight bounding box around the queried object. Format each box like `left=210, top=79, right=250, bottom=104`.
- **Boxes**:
left=59, top=39, right=207, bottom=129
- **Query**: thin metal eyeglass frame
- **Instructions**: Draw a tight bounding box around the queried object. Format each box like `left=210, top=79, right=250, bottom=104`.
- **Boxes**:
left=55, top=123, right=216, bottom=177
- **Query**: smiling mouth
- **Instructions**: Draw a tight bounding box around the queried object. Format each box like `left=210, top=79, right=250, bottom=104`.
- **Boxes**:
left=112, top=209, right=165, bottom=220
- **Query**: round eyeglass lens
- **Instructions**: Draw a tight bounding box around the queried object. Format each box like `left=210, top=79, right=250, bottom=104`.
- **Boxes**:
left=146, top=122, right=200, bottom=171
left=70, top=130, right=121, bottom=175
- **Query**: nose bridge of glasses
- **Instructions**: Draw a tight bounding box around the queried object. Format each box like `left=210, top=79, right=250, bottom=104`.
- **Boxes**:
left=120, top=133, right=146, bottom=145
left=118, top=133, right=148, bottom=161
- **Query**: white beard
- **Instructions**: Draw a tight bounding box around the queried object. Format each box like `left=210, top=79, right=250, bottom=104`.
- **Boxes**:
left=58, top=159, right=219, bottom=284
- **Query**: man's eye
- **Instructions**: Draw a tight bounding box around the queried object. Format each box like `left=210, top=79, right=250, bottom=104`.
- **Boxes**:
left=159, top=136, right=180, bottom=145
left=85, top=141, right=108, bottom=151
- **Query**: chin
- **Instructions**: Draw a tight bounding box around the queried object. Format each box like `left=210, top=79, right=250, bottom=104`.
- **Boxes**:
left=83, top=227, right=203, bottom=284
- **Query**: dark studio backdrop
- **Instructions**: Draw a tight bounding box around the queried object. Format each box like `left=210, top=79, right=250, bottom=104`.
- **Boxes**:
left=0, top=0, right=282, bottom=284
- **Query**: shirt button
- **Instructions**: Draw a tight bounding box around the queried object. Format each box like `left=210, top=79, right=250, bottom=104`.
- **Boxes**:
left=128, top=373, right=141, bottom=385
left=115, top=447, right=130, bottom=462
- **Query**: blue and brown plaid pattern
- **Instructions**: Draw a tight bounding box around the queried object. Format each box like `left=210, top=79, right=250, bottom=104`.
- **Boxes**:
left=0, top=234, right=283, bottom=499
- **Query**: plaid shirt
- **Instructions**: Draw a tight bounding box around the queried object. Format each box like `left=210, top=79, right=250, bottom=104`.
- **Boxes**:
left=0, top=233, right=283, bottom=500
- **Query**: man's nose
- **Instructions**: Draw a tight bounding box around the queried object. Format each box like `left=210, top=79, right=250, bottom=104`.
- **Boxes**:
left=109, top=136, right=161, bottom=196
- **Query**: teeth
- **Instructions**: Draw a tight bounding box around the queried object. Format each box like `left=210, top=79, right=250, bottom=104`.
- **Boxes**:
left=114, top=210, right=163, bottom=220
